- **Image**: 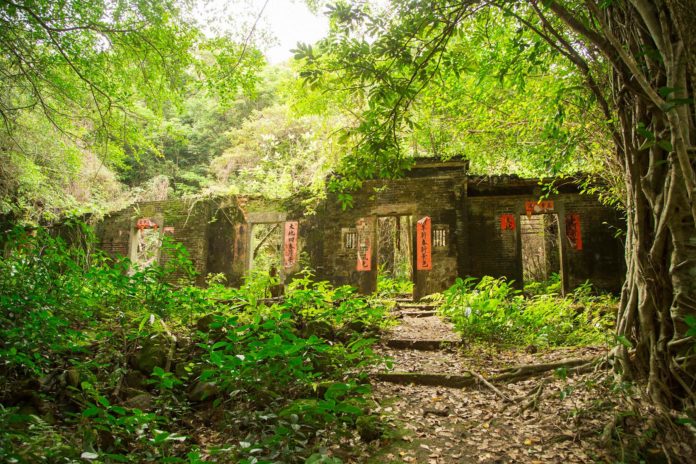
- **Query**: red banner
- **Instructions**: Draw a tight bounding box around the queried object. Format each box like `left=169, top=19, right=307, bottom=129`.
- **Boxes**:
left=524, top=200, right=554, bottom=217
left=565, top=214, right=583, bottom=250
left=284, top=221, right=299, bottom=267
left=417, top=216, right=432, bottom=270
left=356, top=218, right=372, bottom=271
left=500, top=214, right=516, bottom=231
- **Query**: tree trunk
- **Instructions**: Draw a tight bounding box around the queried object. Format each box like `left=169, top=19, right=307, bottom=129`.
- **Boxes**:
left=533, top=0, right=696, bottom=411
left=592, top=0, right=696, bottom=411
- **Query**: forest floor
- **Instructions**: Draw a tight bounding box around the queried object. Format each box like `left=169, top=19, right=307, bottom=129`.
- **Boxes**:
left=330, top=301, right=651, bottom=464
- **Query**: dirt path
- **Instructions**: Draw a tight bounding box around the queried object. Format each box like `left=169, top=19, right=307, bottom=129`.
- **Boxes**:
left=347, top=302, right=615, bottom=463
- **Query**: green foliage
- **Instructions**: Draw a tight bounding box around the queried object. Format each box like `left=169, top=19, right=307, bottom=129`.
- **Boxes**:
left=0, top=0, right=265, bottom=224
left=438, top=276, right=617, bottom=347
left=0, top=225, right=383, bottom=462
left=207, top=103, right=335, bottom=199
left=376, top=272, right=414, bottom=298
left=284, top=269, right=395, bottom=330
left=523, top=272, right=562, bottom=296
left=295, top=0, right=620, bottom=204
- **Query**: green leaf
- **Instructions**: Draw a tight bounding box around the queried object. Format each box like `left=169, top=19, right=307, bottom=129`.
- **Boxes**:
left=82, top=406, right=101, bottom=418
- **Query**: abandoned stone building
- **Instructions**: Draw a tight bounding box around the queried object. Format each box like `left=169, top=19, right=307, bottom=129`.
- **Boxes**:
left=95, top=159, right=625, bottom=298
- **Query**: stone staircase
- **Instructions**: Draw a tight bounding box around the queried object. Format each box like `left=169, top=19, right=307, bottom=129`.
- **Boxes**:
left=376, top=300, right=474, bottom=388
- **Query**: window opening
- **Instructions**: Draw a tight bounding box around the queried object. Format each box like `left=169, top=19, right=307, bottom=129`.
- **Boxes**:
left=433, top=226, right=448, bottom=248
left=343, top=229, right=357, bottom=249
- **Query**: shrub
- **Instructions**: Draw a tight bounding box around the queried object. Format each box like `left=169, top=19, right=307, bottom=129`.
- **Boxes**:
left=438, top=276, right=617, bottom=347
left=0, top=226, right=384, bottom=463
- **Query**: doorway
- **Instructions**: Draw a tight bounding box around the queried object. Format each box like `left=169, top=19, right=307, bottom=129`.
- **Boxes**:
left=376, top=215, right=414, bottom=296
left=520, top=213, right=561, bottom=291
left=249, top=222, right=283, bottom=274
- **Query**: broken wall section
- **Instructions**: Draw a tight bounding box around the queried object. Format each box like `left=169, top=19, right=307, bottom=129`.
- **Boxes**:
left=464, top=176, right=625, bottom=293
left=95, top=197, right=245, bottom=286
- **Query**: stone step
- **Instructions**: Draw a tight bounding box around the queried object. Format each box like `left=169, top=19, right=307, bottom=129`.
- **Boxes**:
left=396, top=310, right=436, bottom=318
left=375, top=371, right=474, bottom=388
left=386, top=339, right=463, bottom=351
left=396, top=303, right=438, bottom=311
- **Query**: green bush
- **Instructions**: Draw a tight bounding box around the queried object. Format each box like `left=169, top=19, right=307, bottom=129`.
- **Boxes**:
left=438, top=276, right=617, bottom=347
left=0, top=226, right=383, bottom=463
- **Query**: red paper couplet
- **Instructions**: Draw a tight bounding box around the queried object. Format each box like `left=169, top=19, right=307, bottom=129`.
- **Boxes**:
left=565, top=214, right=583, bottom=250
left=356, top=218, right=371, bottom=271
left=417, top=216, right=432, bottom=271
left=284, top=221, right=299, bottom=267
left=524, top=200, right=555, bottom=217
left=500, top=214, right=516, bottom=231
left=136, top=218, right=158, bottom=230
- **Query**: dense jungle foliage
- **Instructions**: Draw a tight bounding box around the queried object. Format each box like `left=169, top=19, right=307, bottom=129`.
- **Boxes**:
left=436, top=276, right=617, bottom=347
left=0, top=227, right=394, bottom=462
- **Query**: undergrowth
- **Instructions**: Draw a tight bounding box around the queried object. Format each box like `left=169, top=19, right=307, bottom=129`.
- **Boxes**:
left=0, top=226, right=391, bottom=463
left=436, top=276, right=618, bottom=347
left=376, top=271, right=413, bottom=298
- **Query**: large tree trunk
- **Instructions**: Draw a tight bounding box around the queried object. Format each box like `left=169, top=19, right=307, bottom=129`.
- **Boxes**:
left=534, top=0, right=696, bottom=411
left=569, top=0, right=696, bottom=411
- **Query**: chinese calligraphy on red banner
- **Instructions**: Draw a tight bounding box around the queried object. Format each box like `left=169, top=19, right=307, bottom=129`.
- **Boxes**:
left=524, top=200, right=554, bottom=217
left=284, top=221, right=299, bottom=267
left=356, top=218, right=372, bottom=271
left=500, top=214, right=516, bottom=231
left=565, top=214, right=583, bottom=250
left=417, top=216, right=432, bottom=270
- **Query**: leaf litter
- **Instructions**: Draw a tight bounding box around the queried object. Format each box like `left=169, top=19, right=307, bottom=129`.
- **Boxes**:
left=345, top=309, right=651, bottom=463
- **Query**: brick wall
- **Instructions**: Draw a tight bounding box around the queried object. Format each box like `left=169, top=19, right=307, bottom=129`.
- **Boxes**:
left=311, top=162, right=468, bottom=298
left=94, top=165, right=625, bottom=296
left=464, top=192, right=624, bottom=292
left=96, top=198, right=246, bottom=286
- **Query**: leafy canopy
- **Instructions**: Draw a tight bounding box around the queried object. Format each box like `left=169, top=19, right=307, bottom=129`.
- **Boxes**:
left=0, top=0, right=264, bottom=223
left=294, top=0, right=614, bottom=185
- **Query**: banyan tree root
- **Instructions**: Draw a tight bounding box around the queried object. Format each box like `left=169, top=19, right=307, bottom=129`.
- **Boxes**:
left=467, top=369, right=512, bottom=403
left=519, top=379, right=549, bottom=413
left=492, top=356, right=606, bottom=383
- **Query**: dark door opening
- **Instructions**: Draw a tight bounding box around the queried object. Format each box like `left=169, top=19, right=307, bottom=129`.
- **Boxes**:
left=377, top=215, right=414, bottom=296
left=520, top=213, right=561, bottom=291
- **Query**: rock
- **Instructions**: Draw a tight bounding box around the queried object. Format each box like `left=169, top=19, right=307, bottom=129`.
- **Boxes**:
left=301, top=320, right=335, bottom=340
left=65, top=368, right=80, bottom=388
left=123, top=371, right=147, bottom=389
left=356, top=414, right=384, bottom=442
left=188, top=382, right=220, bottom=402
left=337, top=320, right=379, bottom=341
left=525, top=344, right=538, bottom=354
left=196, top=314, right=218, bottom=332
left=124, top=392, right=154, bottom=411
left=343, top=320, right=367, bottom=333
left=130, top=334, right=172, bottom=374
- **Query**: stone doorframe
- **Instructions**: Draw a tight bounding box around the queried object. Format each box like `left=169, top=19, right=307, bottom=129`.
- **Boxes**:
left=362, top=204, right=420, bottom=297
